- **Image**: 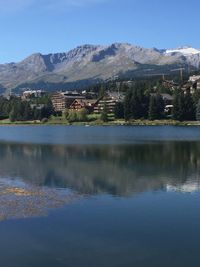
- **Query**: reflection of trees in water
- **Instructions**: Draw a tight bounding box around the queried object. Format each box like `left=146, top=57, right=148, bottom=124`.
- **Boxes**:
left=0, top=142, right=199, bottom=196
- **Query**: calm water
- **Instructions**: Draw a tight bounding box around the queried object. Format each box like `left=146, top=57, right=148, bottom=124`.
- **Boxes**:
left=0, top=126, right=200, bottom=267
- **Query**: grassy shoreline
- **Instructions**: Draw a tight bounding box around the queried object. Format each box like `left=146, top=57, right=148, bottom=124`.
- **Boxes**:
left=1, top=118, right=200, bottom=126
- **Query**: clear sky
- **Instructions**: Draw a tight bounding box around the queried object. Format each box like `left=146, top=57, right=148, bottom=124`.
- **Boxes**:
left=0, top=0, right=199, bottom=63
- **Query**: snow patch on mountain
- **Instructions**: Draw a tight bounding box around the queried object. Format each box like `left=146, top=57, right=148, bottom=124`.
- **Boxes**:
left=165, top=46, right=200, bottom=56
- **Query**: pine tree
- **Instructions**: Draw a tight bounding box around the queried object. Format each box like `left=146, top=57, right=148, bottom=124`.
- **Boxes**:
left=173, top=90, right=180, bottom=120
left=173, top=89, right=184, bottom=121
left=99, top=85, right=105, bottom=98
left=196, top=99, right=200, bottom=121
left=156, top=94, right=165, bottom=119
left=23, top=102, right=32, bottom=121
left=148, top=94, right=164, bottom=120
left=124, top=90, right=132, bottom=121
left=9, top=108, right=17, bottom=122
left=148, top=96, right=157, bottom=120
left=173, top=90, right=195, bottom=121
left=142, top=93, right=150, bottom=119
left=183, top=91, right=196, bottom=121
left=101, top=103, right=108, bottom=122
left=130, top=89, right=141, bottom=119
left=114, top=102, right=124, bottom=119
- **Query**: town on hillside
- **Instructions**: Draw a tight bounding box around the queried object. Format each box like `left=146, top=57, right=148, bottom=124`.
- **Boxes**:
left=0, top=74, right=200, bottom=123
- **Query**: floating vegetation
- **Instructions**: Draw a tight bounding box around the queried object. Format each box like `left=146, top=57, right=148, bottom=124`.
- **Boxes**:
left=0, top=178, right=81, bottom=221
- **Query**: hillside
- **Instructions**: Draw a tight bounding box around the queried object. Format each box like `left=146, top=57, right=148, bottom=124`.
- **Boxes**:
left=0, top=43, right=200, bottom=93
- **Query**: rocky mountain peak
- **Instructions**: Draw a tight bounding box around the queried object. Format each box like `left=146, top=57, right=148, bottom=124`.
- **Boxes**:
left=0, top=43, right=200, bottom=93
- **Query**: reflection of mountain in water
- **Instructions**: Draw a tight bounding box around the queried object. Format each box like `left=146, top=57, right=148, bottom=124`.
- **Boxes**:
left=0, top=142, right=200, bottom=196
left=166, top=182, right=200, bottom=193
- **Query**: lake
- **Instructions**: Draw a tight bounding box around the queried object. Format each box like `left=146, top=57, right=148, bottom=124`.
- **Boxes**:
left=0, top=126, right=200, bottom=267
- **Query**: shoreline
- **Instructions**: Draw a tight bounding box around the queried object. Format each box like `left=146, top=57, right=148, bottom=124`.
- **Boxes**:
left=0, top=119, right=200, bottom=126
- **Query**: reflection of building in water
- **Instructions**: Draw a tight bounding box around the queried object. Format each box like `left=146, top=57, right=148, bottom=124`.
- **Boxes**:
left=166, top=181, right=200, bottom=193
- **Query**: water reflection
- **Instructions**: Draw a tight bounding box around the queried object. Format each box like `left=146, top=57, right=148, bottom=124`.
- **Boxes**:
left=0, top=141, right=200, bottom=196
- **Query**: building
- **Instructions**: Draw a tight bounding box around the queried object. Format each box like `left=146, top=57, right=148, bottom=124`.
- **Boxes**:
left=107, top=91, right=125, bottom=102
left=22, top=90, right=45, bottom=100
left=189, top=75, right=200, bottom=82
left=30, top=104, right=45, bottom=110
left=160, top=93, right=173, bottom=105
left=151, top=93, right=174, bottom=117
left=195, top=79, right=200, bottom=90
left=162, top=80, right=179, bottom=90
left=70, top=99, right=98, bottom=113
left=182, top=75, right=200, bottom=94
left=190, top=78, right=200, bottom=94
left=94, top=96, right=118, bottom=114
left=164, top=105, right=174, bottom=117
left=93, top=92, right=125, bottom=114
left=116, top=81, right=135, bottom=89
left=181, top=82, right=191, bottom=94
left=150, top=93, right=173, bottom=105
left=51, top=92, right=66, bottom=112
left=51, top=91, right=85, bottom=112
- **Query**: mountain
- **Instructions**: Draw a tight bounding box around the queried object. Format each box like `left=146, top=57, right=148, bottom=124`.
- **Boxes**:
left=165, top=46, right=200, bottom=56
left=0, top=43, right=200, bottom=93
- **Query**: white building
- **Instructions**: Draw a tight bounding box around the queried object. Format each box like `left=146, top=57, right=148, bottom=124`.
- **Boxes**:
left=189, top=75, right=200, bottom=82
left=22, top=90, right=45, bottom=99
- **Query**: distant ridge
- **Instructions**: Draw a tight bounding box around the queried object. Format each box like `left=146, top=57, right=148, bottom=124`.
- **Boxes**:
left=0, top=43, right=200, bottom=93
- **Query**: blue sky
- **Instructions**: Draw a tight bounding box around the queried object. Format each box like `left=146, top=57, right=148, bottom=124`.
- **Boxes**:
left=0, top=0, right=199, bottom=63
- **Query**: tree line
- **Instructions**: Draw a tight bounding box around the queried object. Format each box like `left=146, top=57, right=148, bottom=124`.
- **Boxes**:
left=114, top=87, right=200, bottom=121
left=0, top=96, right=54, bottom=122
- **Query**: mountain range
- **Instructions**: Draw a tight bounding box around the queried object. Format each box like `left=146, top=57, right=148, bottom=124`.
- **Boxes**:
left=0, top=43, right=200, bottom=94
